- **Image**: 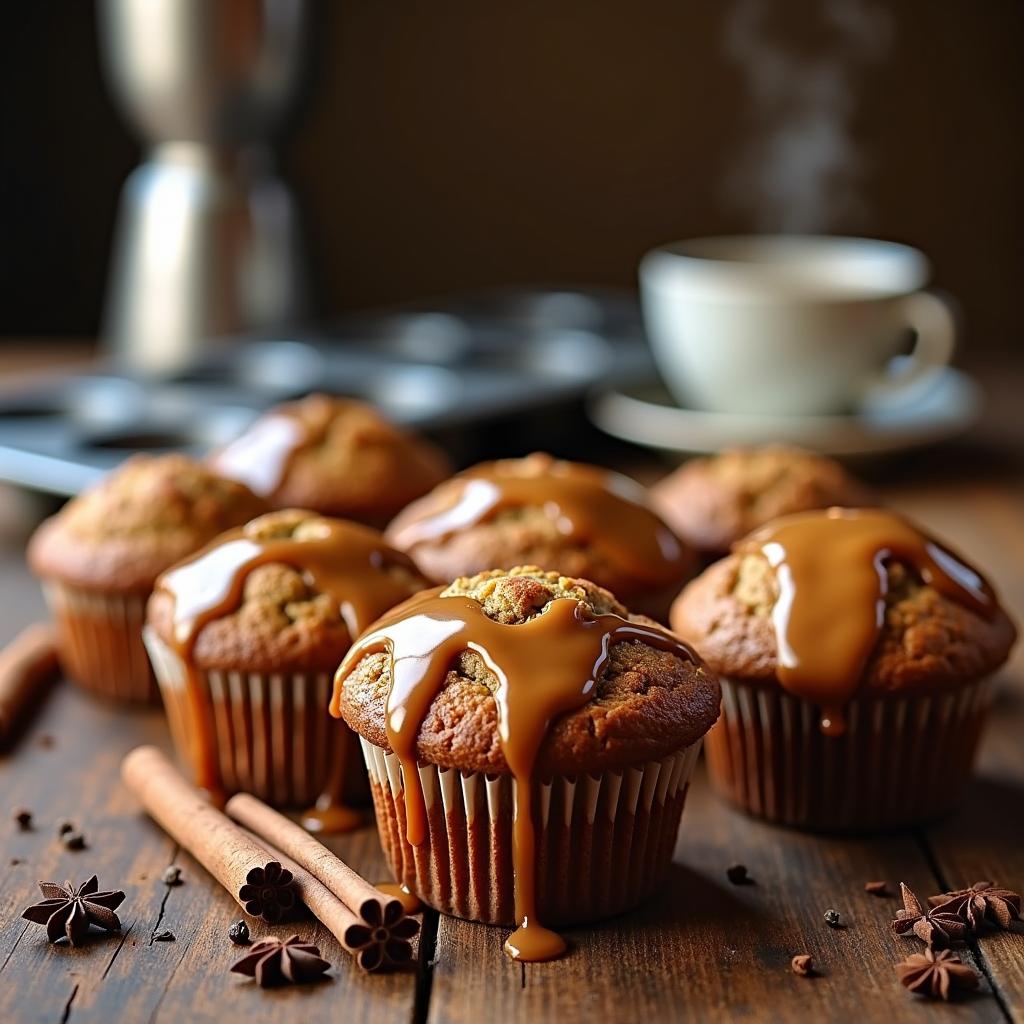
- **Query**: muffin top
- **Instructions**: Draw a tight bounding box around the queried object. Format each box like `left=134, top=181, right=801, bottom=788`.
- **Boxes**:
left=147, top=509, right=430, bottom=674
left=334, top=565, right=720, bottom=777
left=28, top=454, right=269, bottom=593
left=670, top=508, right=1016, bottom=715
left=207, top=394, right=452, bottom=526
left=652, top=445, right=871, bottom=556
left=386, top=453, right=695, bottom=601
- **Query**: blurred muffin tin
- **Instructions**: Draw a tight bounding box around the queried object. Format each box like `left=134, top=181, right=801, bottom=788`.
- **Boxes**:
left=0, top=288, right=652, bottom=496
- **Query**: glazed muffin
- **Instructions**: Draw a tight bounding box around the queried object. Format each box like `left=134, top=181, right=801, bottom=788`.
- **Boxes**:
left=386, top=453, right=696, bottom=620
left=652, top=445, right=871, bottom=560
left=28, top=454, right=268, bottom=702
left=144, top=509, right=429, bottom=822
left=208, top=394, right=452, bottom=527
left=670, top=508, right=1016, bottom=831
left=332, top=566, right=720, bottom=961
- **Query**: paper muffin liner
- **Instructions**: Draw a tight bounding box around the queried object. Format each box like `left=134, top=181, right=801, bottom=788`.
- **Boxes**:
left=144, top=629, right=363, bottom=808
left=42, top=582, right=157, bottom=703
left=705, top=676, right=994, bottom=831
left=359, top=737, right=702, bottom=927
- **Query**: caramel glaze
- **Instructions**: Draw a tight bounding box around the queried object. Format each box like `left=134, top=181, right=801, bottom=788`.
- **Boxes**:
left=376, top=881, right=423, bottom=915
left=330, top=590, right=701, bottom=962
left=389, top=455, right=689, bottom=586
left=154, top=517, right=425, bottom=820
left=210, top=409, right=318, bottom=497
left=739, top=508, right=995, bottom=736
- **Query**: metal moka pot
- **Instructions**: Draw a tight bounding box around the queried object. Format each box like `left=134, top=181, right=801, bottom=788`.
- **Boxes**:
left=98, top=0, right=311, bottom=375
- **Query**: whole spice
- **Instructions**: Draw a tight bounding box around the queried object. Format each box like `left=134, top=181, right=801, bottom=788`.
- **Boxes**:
left=13, top=808, right=32, bottom=831
left=864, top=881, right=889, bottom=897
left=229, top=920, right=252, bottom=946
left=896, top=948, right=980, bottom=1001
left=929, top=882, right=1021, bottom=932
left=238, top=862, right=296, bottom=923
left=823, top=909, right=842, bottom=928
left=230, top=935, right=330, bottom=988
left=892, top=883, right=969, bottom=948
left=342, top=898, right=420, bottom=972
left=726, top=864, right=751, bottom=885
left=21, top=876, right=125, bottom=946
left=161, top=865, right=182, bottom=887
left=791, top=954, right=814, bottom=976
left=154, top=930, right=176, bottom=942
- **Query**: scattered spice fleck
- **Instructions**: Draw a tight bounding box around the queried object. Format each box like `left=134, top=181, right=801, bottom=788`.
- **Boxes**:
left=726, top=864, right=751, bottom=885
left=228, top=920, right=251, bottom=946
left=865, top=881, right=889, bottom=897
left=161, top=865, right=182, bottom=887
left=13, top=808, right=33, bottom=831
left=62, top=831, right=87, bottom=851
left=823, top=909, right=843, bottom=928
left=791, top=954, right=814, bottom=976
left=37, top=734, right=55, bottom=749
left=154, top=930, right=176, bottom=942
left=57, top=821, right=74, bottom=837
left=10, top=858, right=23, bottom=866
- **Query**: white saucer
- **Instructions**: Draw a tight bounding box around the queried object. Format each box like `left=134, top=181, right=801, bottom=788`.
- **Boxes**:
left=588, top=367, right=982, bottom=457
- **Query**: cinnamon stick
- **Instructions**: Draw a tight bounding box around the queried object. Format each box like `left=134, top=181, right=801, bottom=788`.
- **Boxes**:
left=0, top=622, right=59, bottom=745
left=225, top=792, right=406, bottom=927
left=121, top=746, right=296, bottom=922
left=237, top=828, right=417, bottom=971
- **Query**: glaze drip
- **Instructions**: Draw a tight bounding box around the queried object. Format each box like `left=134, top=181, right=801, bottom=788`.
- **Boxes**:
left=330, top=589, right=701, bottom=962
left=740, top=508, right=995, bottom=735
left=154, top=516, right=424, bottom=812
left=389, top=455, right=688, bottom=585
left=209, top=413, right=311, bottom=497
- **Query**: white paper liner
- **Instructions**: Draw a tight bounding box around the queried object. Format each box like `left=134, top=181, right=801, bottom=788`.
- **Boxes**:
left=144, top=628, right=345, bottom=807
left=705, top=676, right=994, bottom=830
left=359, top=737, right=702, bottom=927
left=42, top=582, right=157, bottom=702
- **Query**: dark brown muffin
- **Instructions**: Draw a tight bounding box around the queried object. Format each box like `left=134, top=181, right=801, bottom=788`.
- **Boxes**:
left=652, top=445, right=871, bottom=559
left=386, top=453, right=696, bottom=620
left=27, top=454, right=269, bottom=702
left=208, top=394, right=452, bottom=527
left=145, top=509, right=430, bottom=818
left=333, top=566, right=719, bottom=949
left=670, top=508, right=1016, bottom=831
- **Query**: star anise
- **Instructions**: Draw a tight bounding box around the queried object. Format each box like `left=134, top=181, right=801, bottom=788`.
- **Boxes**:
left=345, top=898, right=420, bottom=971
left=237, top=862, right=296, bottom=924
left=230, top=935, right=330, bottom=987
left=892, top=882, right=969, bottom=947
left=896, top=948, right=980, bottom=1001
left=929, top=882, right=1021, bottom=932
left=21, top=876, right=125, bottom=946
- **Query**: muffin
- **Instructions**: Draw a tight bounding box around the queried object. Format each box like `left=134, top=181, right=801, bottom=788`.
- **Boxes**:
left=332, top=566, right=720, bottom=961
left=28, top=454, right=268, bottom=703
left=652, top=445, right=871, bottom=561
left=386, top=453, right=696, bottom=620
left=670, top=507, right=1016, bottom=831
left=208, top=394, right=452, bottom=527
left=144, top=509, right=429, bottom=823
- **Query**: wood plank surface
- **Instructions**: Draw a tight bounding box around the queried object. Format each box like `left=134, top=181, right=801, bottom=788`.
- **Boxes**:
left=1, top=469, right=1022, bottom=1023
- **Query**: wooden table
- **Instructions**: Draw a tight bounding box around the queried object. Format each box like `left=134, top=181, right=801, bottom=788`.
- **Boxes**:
left=0, top=353, right=1022, bottom=1023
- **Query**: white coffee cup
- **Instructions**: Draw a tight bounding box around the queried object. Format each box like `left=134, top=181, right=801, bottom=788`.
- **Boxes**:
left=639, top=235, right=956, bottom=416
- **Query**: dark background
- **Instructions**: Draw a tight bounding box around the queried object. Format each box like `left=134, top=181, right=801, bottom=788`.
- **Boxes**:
left=2, top=0, right=1022, bottom=359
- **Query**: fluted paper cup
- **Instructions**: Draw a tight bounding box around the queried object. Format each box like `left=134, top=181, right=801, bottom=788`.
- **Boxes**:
left=360, top=737, right=702, bottom=927
left=42, top=582, right=157, bottom=703
left=705, top=676, right=994, bottom=831
left=144, top=628, right=364, bottom=808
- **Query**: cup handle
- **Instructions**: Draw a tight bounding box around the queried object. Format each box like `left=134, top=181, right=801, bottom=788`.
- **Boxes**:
left=863, top=290, right=956, bottom=401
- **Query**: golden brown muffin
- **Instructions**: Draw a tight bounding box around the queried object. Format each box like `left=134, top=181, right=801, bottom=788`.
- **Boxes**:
left=670, top=508, right=1016, bottom=831
left=652, top=445, right=871, bottom=558
left=144, top=509, right=430, bottom=815
left=27, top=454, right=269, bottom=702
left=386, top=453, right=695, bottom=620
left=333, top=566, right=719, bottom=942
left=208, top=394, right=452, bottom=527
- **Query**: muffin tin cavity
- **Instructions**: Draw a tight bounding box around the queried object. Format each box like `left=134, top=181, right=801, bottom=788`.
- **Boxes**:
left=0, top=288, right=652, bottom=496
